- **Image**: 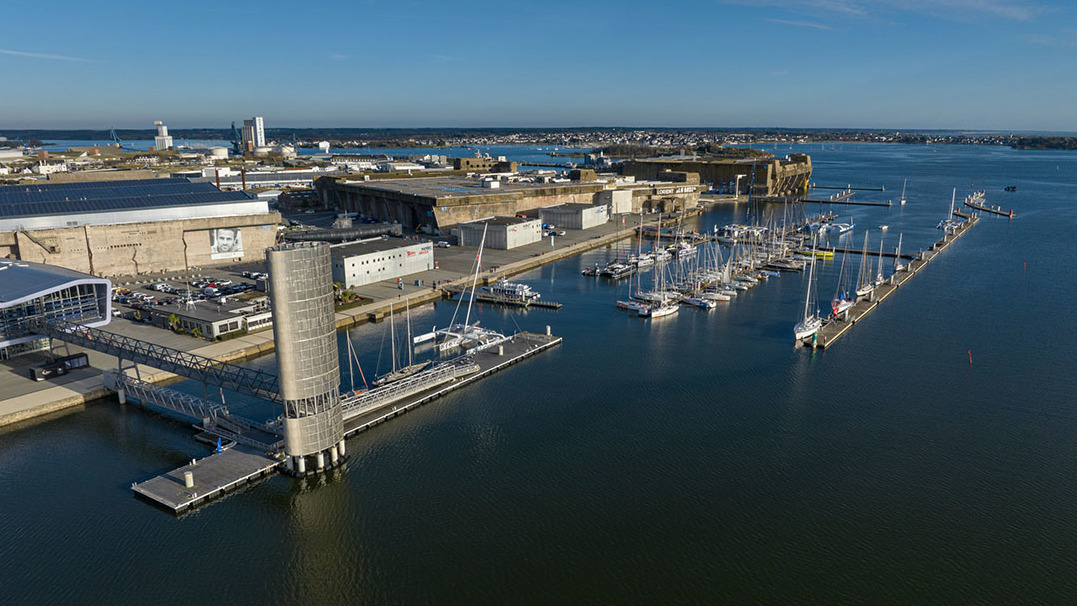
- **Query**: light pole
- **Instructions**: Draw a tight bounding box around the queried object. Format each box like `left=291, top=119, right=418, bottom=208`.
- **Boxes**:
left=734, top=174, right=746, bottom=200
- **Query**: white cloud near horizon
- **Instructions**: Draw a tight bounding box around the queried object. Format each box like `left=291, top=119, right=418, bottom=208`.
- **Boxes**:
left=767, top=18, right=836, bottom=29
left=721, top=0, right=1046, bottom=22
left=0, top=48, right=95, bottom=62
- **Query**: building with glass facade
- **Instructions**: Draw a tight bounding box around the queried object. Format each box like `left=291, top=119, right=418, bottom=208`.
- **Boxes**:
left=0, top=259, right=111, bottom=360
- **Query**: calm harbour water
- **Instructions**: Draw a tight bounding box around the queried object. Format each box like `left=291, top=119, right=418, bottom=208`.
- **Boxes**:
left=4, top=143, right=1077, bottom=603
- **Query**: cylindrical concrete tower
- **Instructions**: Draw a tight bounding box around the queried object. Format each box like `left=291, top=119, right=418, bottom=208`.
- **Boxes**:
left=266, top=241, right=344, bottom=474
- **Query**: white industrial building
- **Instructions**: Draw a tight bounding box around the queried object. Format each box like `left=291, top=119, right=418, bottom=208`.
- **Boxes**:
left=153, top=120, right=173, bottom=151
left=330, top=239, right=434, bottom=288
left=539, top=203, right=609, bottom=230
left=241, top=116, right=266, bottom=153
left=457, top=216, right=542, bottom=250
left=595, top=189, right=634, bottom=214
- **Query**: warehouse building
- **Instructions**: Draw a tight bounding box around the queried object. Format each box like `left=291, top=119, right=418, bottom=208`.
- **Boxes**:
left=457, top=216, right=542, bottom=250
left=330, top=239, right=434, bottom=288
left=0, top=178, right=281, bottom=277
left=539, top=203, right=609, bottom=230
left=0, top=259, right=111, bottom=360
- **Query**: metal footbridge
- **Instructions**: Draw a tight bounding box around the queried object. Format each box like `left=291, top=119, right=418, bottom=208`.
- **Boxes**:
left=27, top=319, right=281, bottom=404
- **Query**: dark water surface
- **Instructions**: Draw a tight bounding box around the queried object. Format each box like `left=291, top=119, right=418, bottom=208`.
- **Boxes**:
left=4, top=144, right=1077, bottom=603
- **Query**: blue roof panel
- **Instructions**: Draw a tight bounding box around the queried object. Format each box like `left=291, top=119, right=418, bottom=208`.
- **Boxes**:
left=0, top=178, right=255, bottom=219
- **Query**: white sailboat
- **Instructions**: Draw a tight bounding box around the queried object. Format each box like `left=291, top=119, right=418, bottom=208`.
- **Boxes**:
left=372, top=300, right=430, bottom=387
left=794, top=239, right=823, bottom=340
left=899, top=178, right=907, bottom=206
left=938, top=188, right=961, bottom=233
left=854, top=232, right=874, bottom=299
left=830, top=252, right=855, bottom=318
left=872, top=234, right=886, bottom=288
left=428, top=223, right=510, bottom=353
left=893, top=233, right=906, bottom=273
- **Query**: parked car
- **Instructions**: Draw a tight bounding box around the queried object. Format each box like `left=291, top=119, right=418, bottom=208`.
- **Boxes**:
left=436, top=241, right=451, bottom=248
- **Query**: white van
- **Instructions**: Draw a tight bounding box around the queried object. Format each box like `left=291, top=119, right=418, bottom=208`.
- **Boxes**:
left=203, top=287, right=221, bottom=297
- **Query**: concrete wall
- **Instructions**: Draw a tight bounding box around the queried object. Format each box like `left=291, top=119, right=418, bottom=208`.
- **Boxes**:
left=328, top=178, right=607, bottom=234
left=622, top=155, right=812, bottom=197
left=8, top=213, right=281, bottom=277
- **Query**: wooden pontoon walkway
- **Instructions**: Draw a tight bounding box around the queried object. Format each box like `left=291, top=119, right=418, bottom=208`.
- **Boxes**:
left=804, top=215, right=979, bottom=349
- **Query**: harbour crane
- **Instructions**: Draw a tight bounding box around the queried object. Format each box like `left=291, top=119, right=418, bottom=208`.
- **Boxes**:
left=108, top=128, right=137, bottom=151
left=231, top=121, right=242, bottom=154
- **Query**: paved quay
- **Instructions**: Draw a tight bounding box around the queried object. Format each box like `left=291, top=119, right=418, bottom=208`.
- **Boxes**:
left=0, top=199, right=731, bottom=429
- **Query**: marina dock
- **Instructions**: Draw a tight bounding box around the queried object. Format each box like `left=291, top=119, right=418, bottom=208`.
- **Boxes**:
left=441, top=285, right=563, bottom=309
left=130, top=331, right=562, bottom=513
left=343, top=331, right=561, bottom=436
left=805, top=215, right=979, bottom=349
left=801, top=191, right=892, bottom=207
left=965, top=199, right=1015, bottom=217
left=131, top=443, right=279, bottom=515
left=818, top=246, right=915, bottom=260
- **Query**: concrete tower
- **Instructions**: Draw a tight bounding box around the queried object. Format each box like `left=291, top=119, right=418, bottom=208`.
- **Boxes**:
left=153, top=120, right=173, bottom=151
left=241, top=116, right=265, bottom=154
left=266, top=241, right=345, bottom=475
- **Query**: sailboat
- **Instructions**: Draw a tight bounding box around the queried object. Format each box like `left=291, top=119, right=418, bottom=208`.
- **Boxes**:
left=830, top=252, right=855, bottom=318
left=872, top=234, right=886, bottom=288
left=893, top=233, right=906, bottom=273
left=430, top=223, right=509, bottom=352
left=854, top=232, right=874, bottom=299
left=794, top=238, right=823, bottom=340
left=372, top=299, right=430, bottom=387
left=899, top=178, right=907, bottom=206
left=937, top=188, right=961, bottom=233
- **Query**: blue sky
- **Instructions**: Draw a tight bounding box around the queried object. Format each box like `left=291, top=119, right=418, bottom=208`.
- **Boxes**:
left=1, top=0, right=1074, bottom=131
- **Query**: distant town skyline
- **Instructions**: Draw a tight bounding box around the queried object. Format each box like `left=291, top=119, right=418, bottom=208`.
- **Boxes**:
left=2, top=0, right=1074, bottom=131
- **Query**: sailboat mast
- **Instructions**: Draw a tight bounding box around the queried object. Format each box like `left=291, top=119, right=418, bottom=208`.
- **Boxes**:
left=389, top=303, right=396, bottom=373
left=463, top=222, right=488, bottom=328
left=406, top=298, right=413, bottom=367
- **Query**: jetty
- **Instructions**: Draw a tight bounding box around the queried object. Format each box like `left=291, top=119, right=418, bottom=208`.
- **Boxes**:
left=804, top=215, right=979, bottom=349
left=132, top=443, right=279, bottom=515
left=963, top=191, right=1015, bottom=218
left=127, top=330, right=561, bottom=513
left=818, top=246, right=915, bottom=260
left=801, top=190, right=892, bottom=207
left=441, top=285, right=563, bottom=309
left=342, top=331, right=561, bottom=436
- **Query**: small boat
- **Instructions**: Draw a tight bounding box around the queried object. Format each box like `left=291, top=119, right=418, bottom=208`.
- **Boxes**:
left=899, top=178, right=907, bottom=205
left=640, top=301, right=679, bottom=318
left=701, top=291, right=732, bottom=302
left=1004, top=185, right=1017, bottom=192
left=681, top=296, right=717, bottom=309
left=479, top=279, right=540, bottom=302
left=879, top=225, right=889, bottom=231
left=824, top=222, right=854, bottom=235
left=616, top=300, right=647, bottom=313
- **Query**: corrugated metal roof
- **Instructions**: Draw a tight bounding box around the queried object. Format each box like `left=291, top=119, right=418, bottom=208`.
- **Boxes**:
left=0, top=178, right=254, bottom=219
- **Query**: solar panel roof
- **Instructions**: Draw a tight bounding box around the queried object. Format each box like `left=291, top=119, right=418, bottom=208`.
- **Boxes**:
left=0, top=178, right=255, bottom=219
